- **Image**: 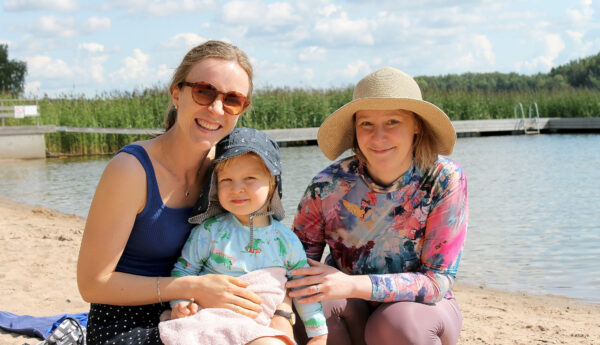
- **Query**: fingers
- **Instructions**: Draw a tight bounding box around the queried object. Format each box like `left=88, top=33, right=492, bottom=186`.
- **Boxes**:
left=289, top=265, right=322, bottom=277
left=231, top=286, right=262, bottom=308
left=294, top=293, right=322, bottom=305
left=286, top=272, right=323, bottom=289
left=307, top=258, right=325, bottom=266
left=288, top=282, right=322, bottom=299
left=188, top=301, right=199, bottom=315
left=227, top=275, right=250, bottom=288
left=229, top=301, right=260, bottom=319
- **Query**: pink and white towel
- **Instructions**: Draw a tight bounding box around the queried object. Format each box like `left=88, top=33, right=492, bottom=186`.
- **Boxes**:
left=159, top=267, right=295, bottom=345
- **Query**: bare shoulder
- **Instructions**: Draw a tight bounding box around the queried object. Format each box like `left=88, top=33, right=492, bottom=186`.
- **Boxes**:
left=109, top=150, right=146, bottom=173
left=91, top=150, right=148, bottom=214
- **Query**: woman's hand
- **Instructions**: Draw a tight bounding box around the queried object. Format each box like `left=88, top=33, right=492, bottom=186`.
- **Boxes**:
left=285, top=259, right=372, bottom=303
left=190, top=274, right=263, bottom=318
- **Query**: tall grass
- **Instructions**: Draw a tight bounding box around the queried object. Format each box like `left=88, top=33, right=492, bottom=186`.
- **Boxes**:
left=2, top=87, right=599, bottom=155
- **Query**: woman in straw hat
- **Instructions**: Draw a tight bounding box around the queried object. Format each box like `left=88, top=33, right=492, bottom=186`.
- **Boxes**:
left=286, top=67, right=468, bottom=345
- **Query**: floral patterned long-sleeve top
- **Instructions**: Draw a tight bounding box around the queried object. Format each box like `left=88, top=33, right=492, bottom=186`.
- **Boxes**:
left=172, top=213, right=327, bottom=338
left=292, top=155, right=468, bottom=304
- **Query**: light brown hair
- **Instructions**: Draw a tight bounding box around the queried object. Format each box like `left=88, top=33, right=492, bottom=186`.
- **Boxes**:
left=164, top=40, right=253, bottom=130
left=352, top=112, right=438, bottom=171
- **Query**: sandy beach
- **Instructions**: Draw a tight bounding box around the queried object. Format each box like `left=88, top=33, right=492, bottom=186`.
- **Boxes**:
left=1, top=197, right=599, bottom=345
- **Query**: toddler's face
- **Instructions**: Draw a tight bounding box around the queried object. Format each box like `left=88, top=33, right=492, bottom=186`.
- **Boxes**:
left=217, top=154, right=271, bottom=225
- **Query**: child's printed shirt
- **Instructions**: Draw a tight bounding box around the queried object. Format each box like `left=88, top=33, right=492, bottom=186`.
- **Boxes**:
left=293, top=155, right=468, bottom=304
left=172, top=213, right=327, bottom=338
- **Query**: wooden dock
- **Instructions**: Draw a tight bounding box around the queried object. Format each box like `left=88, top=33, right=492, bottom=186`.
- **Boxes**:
left=2, top=117, right=600, bottom=139
left=1, top=117, right=599, bottom=158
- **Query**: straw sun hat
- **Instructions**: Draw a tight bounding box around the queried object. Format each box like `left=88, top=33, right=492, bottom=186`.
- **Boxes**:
left=317, top=67, right=456, bottom=161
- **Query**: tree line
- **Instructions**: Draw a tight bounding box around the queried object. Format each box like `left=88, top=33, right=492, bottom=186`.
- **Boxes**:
left=415, top=51, right=600, bottom=92
left=0, top=44, right=27, bottom=94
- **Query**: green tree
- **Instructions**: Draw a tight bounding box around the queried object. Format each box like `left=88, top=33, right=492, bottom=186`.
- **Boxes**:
left=0, top=44, right=27, bottom=94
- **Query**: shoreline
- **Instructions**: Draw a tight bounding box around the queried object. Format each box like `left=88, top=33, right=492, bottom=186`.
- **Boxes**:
left=1, top=197, right=599, bottom=344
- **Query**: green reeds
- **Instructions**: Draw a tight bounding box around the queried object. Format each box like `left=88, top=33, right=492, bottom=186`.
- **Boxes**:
left=2, top=87, right=599, bottom=156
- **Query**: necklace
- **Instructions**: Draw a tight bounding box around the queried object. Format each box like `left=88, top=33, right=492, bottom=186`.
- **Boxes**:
left=184, top=151, right=209, bottom=198
left=184, top=172, right=197, bottom=198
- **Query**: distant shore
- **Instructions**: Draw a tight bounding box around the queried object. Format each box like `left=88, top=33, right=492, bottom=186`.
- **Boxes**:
left=1, top=197, right=599, bottom=345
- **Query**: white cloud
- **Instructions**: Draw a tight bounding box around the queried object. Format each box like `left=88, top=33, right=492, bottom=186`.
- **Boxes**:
left=35, top=16, right=78, bottom=37
left=254, top=60, right=314, bottom=88
left=545, top=34, right=566, bottom=60
left=515, top=34, right=565, bottom=72
left=564, top=1, right=596, bottom=58
left=222, top=0, right=301, bottom=31
left=85, top=17, right=111, bottom=33
left=78, top=42, right=104, bottom=54
left=81, top=58, right=107, bottom=84
left=319, top=4, right=338, bottom=17
left=3, top=0, right=76, bottom=11
left=314, top=11, right=374, bottom=46
left=342, top=60, right=371, bottom=78
left=427, top=6, right=484, bottom=26
left=567, top=30, right=584, bottom=45
left=156, top=64, right=173, bottom=84
left=23, top=16, right=108, bottom=41
left=26, top=55, right=74, bottom=80
left=24, top=81, right=41, bottom=96
left=303, top=68, right=314, bottom=81
left=111, top=49, right=151, bottom=82
left=473, top=34, right=495, bottom=66
left=160, top=33, right=207, bottom=50
left=299, top=46, right=327, bottom=62
left=107, top=0, right=215, bottom=17
left=76, top=43, right=108, bottom=83
left=567, top=0, right=594, bottom=24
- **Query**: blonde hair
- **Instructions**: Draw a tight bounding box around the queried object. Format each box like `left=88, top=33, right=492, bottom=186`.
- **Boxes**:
left=164, top=40, right=253, bottom=130
left=214, top=152, right=277, bottom=202
left=352, top=112, right=438, bottom=171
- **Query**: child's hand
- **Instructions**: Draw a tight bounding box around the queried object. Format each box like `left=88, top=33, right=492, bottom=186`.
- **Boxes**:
left=170, top=299, right=199, bottom=319
left=307, top=334, right=327, bottom=345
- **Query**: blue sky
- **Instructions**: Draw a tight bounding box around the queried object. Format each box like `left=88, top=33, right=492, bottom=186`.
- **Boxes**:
left=1, top=0, right=599, bottom=97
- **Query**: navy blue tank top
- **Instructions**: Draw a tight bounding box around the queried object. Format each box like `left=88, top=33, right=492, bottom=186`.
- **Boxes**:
left=114, top=144, right=193, bottom=277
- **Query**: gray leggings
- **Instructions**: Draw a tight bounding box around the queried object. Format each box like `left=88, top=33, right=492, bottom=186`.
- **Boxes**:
left=294, top=297, right=462, bottom=345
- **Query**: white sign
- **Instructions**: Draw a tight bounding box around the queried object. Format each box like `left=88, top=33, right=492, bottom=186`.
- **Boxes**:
left=13, top=106, right=25, bottom=119
left=24, top=105, right=38, bottom=116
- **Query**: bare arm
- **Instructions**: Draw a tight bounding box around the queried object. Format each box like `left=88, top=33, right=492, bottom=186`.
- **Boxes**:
left=77, top=153, right=263, bottom=314
left=77, top=152, right=162, bottom=305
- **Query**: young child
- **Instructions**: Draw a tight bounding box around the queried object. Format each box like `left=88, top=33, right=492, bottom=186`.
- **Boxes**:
left=160, top=128, right=327, bottom=345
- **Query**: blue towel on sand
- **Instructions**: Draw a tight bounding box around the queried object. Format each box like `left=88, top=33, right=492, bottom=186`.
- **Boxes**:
left=0, top=311, right=88, bottom=339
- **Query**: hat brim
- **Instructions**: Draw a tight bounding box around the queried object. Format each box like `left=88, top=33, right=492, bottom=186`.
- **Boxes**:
left=317, top=97, right=456, bottom=161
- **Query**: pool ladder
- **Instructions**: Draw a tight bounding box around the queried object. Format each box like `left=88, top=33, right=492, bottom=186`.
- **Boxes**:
left=514, top=102, right=540, bottom=134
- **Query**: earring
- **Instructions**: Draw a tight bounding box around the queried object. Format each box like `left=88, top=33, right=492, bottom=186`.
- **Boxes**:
left=174, top=105, right=178, bottom=110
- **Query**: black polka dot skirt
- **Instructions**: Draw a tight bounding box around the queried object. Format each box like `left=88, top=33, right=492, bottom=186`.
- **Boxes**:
left=86, top=303, right=167, bottom=345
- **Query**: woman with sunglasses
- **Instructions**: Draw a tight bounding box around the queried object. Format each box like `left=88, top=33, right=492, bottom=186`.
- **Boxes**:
left=78, top=40, right=293, bottom=345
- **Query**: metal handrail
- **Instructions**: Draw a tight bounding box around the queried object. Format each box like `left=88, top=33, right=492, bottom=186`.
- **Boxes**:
left=514, top=102, right=525, bottom=132
left=526, top=102, right=540, bottom=134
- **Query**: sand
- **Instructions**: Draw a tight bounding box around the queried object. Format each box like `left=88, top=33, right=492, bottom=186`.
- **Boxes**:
left=1, top=197, right=599, bottom=345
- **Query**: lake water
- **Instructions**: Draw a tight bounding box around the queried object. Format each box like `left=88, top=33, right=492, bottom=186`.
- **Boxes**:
left=1, top=134, right=599, bottom=303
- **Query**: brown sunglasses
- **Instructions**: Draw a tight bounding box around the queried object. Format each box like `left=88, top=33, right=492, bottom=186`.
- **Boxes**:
left=178, top=81, right=250, bottom=115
